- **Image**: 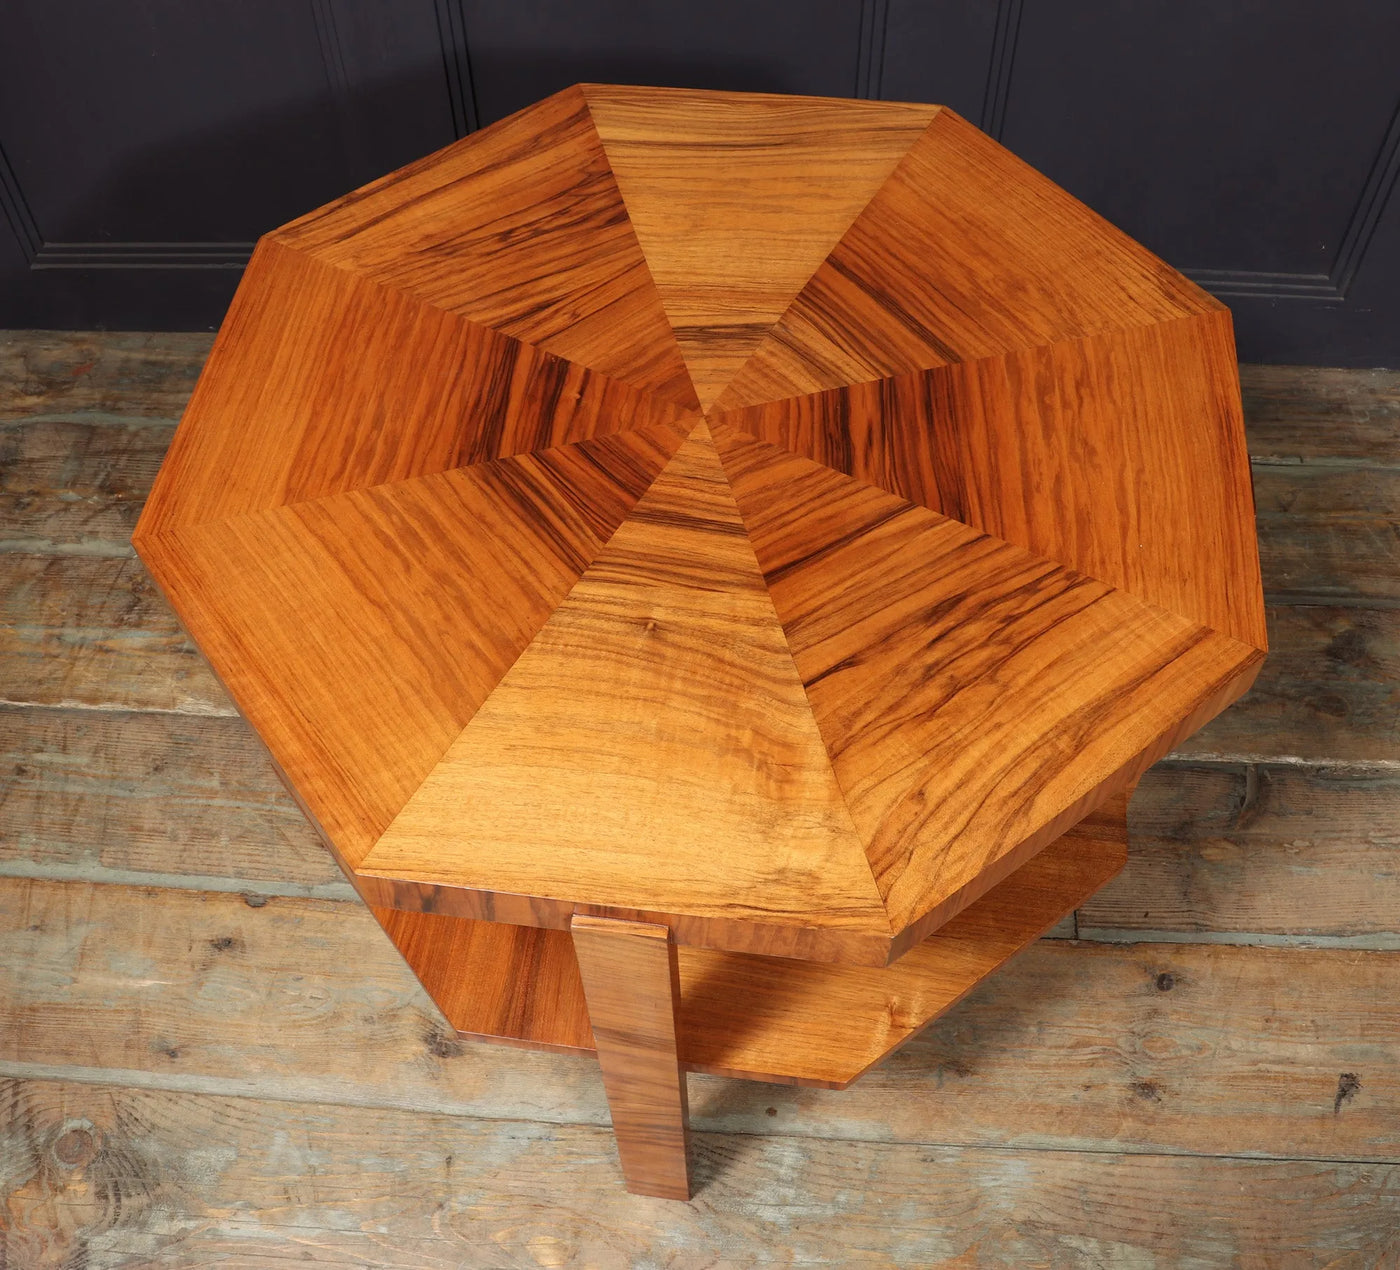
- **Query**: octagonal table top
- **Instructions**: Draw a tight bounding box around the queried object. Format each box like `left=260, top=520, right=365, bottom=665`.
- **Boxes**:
left=133, top=84, right=1266, bottom=968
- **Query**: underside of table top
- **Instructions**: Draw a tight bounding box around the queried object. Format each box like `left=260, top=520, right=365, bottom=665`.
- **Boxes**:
left=132, top=84, right=1266, bottom=968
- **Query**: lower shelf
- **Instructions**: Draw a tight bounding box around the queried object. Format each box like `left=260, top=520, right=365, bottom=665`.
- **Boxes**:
left=374, top=794, right=1127, bottom=1088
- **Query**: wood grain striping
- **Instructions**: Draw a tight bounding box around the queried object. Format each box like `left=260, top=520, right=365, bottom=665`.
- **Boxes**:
left=360, top=421, right=890, bottom=963
left=571, top=915, right=692, bottom=1199
left=718, top=106, right=1217, bottom=407
left=139, top=239, right=697, bottom=535
left=582, top=83, right=937, bottom=411
left=276, top=84, right=696, bottom=409
left=138, top=426, right=685, bottom=870
left=714, top=422, right=1262, bottom=944
left=716, top=313, right=1265, bottom=649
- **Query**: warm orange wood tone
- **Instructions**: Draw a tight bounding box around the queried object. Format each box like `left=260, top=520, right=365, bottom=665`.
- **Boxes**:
left=358, top=419, right=890, bottom=963
left=139, top=426, right=686, bottom=870
left=132, top=83, right=1265, bottom=1192
left=373, top=906, right=595, bottom=1055
left=368, top=793, right=1127, bottom=1088
left=571, top=915, right=692, bottom=1200
left=581, top=84, right=937, bottom=411
left=713, top=109, right=1264, bottom=649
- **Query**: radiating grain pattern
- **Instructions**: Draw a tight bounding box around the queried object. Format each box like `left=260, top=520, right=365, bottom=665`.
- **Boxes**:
left=716, top=307, right=1264, bottom=651
left=139, top=426, right=685, bottom=870
left=715, top=423, right=1262, bottom=944
left=276, top=85, right=696, bottom=408
left=138, top=240, right=697, bottom=535
left=582, top=83, right=937, bottom=410
left=719, top=107, right=1215, bottom=405
left=571, top=915, right=691, bottom=1199
left=360, top=421, right=891, bottom=964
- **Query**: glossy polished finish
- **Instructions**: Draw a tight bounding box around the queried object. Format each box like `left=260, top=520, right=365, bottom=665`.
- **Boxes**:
left=572, top=915, right=692, bottom=1200
left=132, top=85, right=1264, bottom=1197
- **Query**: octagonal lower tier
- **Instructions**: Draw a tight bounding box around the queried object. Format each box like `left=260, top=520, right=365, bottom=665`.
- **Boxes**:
left=373, top=794, right=1126, bottom=1088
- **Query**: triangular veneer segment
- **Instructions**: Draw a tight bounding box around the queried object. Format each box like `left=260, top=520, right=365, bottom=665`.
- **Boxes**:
left=137, top=425, right=687, bottom=872
left=712, top=421, right=1263, bottom=937
left=583, top=84, right=937, bottom=413
left=361, top=420, right=888, bottom=938
left=717, top=108, right=1216, bottom=412
left=139, top=239, right=700, bottom=535
left=274, top=85, right=698, bottom=412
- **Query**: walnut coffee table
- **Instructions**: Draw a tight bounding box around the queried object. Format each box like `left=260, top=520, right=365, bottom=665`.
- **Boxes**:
left=133, top=85, right=1266, bottom=1200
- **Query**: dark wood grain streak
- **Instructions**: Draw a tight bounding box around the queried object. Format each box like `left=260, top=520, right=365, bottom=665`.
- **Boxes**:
left=138, top=425, right=686, bottom=870
left=714, top=421, right=1261, bottom=946
left=277, top=85, right=697, bottom=410
left=572, top=915, right=692, bottom=1199
left=140, top=239, right=698, bottom=535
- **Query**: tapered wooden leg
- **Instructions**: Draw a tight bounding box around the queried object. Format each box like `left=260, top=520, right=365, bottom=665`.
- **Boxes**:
left=571, top=914, right=691, bottom=1199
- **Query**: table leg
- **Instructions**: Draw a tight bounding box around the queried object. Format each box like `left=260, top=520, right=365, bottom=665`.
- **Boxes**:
left=570, top=914, right=691, bottom=1199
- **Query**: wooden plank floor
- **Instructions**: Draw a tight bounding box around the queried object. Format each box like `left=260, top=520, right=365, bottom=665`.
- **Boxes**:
left=2, top=331, right=1398, bottom=1265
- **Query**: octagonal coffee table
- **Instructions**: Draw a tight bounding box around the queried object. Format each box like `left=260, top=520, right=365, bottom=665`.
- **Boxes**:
left=133, top=84, right=1266, bottom=1199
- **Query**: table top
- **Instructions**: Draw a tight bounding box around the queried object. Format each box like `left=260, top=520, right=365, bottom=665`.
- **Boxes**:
left=133, top=84, right=1265, bottom=968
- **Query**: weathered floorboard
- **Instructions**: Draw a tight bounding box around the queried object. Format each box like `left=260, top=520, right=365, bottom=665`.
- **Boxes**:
left=1177, top=603, right=1399, bottom=765
left=0, top=331, right=212, bottom=422
left=1089, top=761, right=1400, bottom=941
left=1253, top=464, right=1400, bottom=605
left=3, top=876, right=1396, bottom=1162
left=0, top=419, right=173, bottom=555
left=1240, top=363, right=1400, bottom=465
left=0, top=705, right=343, bottom=895
left=7, top=1078, right=1398, bottom=1268
left=0, top=554, right=231, bottom=715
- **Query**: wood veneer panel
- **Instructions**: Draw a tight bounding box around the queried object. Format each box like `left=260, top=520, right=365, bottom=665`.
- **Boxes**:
left=582, top=84, right=937, bottom=411
left=713, top=424, right=1263, bottom=943
left=715, top=311, right=1265, bottom=648
left=359, top=421, right=890, bottom=964
left=718, top=107, right=1216, bottom=409
left=138, top=240, right=697, bottom=535
left=360, top=797, right=1125, bottom=1087
left=571, top=915, right=692, bottom=1199
left=678, top=793, right=1127, bottom=1087
left=932, top=312, right=1265, bottom=648
left=275, top=85, right=697, bottom=410
left=137, top=425, right=685, bottom=870
left=374, top=906, right=593, bottom=1054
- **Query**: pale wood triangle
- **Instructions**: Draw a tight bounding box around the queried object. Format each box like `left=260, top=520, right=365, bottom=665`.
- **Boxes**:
left=362, top=420, right=888, bottom=937
left=136, top=425, right=687, bottom=872
left=582, top=84, right=938, bottom=412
